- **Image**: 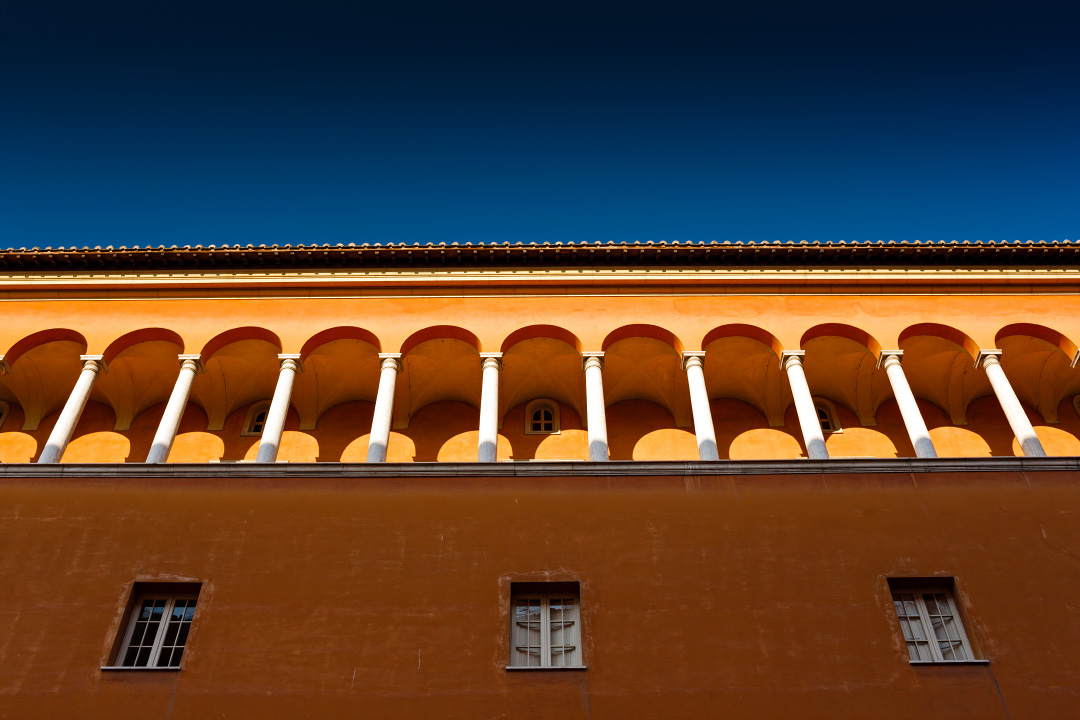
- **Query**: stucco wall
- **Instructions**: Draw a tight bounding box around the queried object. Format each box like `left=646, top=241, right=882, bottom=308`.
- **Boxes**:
left=1, top=466, right=1077, bottom=719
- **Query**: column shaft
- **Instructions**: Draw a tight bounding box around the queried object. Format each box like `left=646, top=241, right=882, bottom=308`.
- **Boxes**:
left=478, top=355, right=502, bottom=462
left=255, top=356, right=301, bottom=463
left=783, top=353, right=829, bottom=460
left=366, top=355, right=401, bottom=463
left=982, top=354, right=1046, bottom=457
left=684, top=354, right=719, bottom=460
left=146, top=357, right=202, bottom=463
left=38, top=357, right=105, bottom=464
left=881, top=354, right=937, bottom=458
left=584, top=355, right=609, bottom=461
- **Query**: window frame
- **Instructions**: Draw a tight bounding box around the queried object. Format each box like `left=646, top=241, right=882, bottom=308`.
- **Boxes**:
left=812, top=397, right=842, bottom=434
left=890, top=586, right=981, bottom=664
left=508, top=583, right=584, bottom=670
left=107, top=591, right=200, bottom=670
left=241, top=401, right=272, bottom=436
left=524, top=399, right=561, bottom=435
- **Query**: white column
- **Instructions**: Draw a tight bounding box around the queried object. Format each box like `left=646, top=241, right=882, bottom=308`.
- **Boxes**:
left=146, top=355, right=204, bottom=463
left=683, top=352, right=719, bottom=461
left=255, top=354, right=302, bottom=463
left=583, top=353, right=609, bottom=461
left=979, top=350, right=1046, bottom=457
left=879, top=351, right=937, bottom=459
left=37, top=355, right=106, bottom=464
left=782, top=351, right=829, bottom=460
left=366, top=353, right=402, bottom=463
left=477, top=353, right=502, bottom=462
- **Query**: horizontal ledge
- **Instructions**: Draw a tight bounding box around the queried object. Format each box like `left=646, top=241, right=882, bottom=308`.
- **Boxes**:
left=909, top=660, right=990, bottom=666
left=100, top=666, right=182, bottom=672
left=1, top=457, right=1079, bottom=479
left=505, top=665, right=587, bottom=671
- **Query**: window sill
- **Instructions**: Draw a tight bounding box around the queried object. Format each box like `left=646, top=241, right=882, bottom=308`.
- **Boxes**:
left=506, top=665, right=587, bottom=671
left=910, top=660, right=989, bottom=666
left=101, top=666, right=182, bottom=672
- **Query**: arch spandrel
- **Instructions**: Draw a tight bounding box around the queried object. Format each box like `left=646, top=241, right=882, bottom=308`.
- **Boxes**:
left=601, top=324, right=684, bottom=355
left=602, top=327, right=691, bottom=427
left=995, top=324, right=1080, bottom=424
left=898, top=323, right=990, bottom=425
left=702, top=326, right=787, bottom=427
left=500, top=327, right=584, bottom=429
left=295, top=330, right=382, bottom=430
left=395, top=333, right=482, bottom=429
left=400, top=326, right=482, bottom=356
left=93, top=336, right=185, bottom=431
left=0, top=331, right=87, bottom=431
left=192, top=329, right=284, bottom=431
left=800, top=325, right=887, bottom=427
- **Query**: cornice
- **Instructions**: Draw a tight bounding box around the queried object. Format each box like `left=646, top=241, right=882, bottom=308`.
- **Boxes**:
left=0, top=456, right=1076, bottom=478
left=0, top=265, right=1078, bottom=298
left=0, top=239, right=1078, bottom=274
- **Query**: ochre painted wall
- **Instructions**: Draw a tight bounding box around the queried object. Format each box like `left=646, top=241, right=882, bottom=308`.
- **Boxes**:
left=0, top=469, right=1076, bottom=719
left=3, top=395, right=1078, bottom=463
left=3, top=286, right=1080, bottom=463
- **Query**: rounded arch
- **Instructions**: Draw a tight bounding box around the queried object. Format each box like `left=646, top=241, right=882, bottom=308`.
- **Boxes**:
left=501, top=325, right=582, bottom=354
left=800, top=323, right=881, bottom=357
left=300, top=326, right=382, bottom=360
left=701, top=324, right=783, bottom=356
left=898, top=323, right=980, bottom=358
left=995, top=323, right=1078, bottom=359
left=400, top=326, right=482, bottom=356
left=3, top=328, right=87, bottom=368
left=602, top=324, right=683, bottom=354
left=102, top=328, right=184, bottom=365
left=200, top=327, right=282, bottom=359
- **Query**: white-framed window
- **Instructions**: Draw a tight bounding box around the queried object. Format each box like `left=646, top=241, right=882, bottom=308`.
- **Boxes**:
left=241, top=402, right=271, bottom=436
left=116, top=594, right=198, bottom=668
left=890, top=586, right=976, bottom=663
left=813, top=397, right=842, bottom=433
left=524, top=399, right=560, bottom=434
left=510, top=582, right=582, bottom=668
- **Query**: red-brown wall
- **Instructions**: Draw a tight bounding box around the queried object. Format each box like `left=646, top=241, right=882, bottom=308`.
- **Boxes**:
left=1, top=465, right=1077, bottom=719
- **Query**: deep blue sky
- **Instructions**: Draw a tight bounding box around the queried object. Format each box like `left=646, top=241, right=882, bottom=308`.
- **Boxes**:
left=1, top=2, right=1077, bottom=248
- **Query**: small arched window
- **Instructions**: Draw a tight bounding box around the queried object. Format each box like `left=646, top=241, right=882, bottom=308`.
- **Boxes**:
left=525, top=399, right=560, bottom=435
left=813, top=398, right=841, bottom=434
left=242, top=402, right=271, bottom=436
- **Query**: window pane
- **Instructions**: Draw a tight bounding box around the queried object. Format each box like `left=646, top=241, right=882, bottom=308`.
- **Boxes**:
left=511, top=599, right=542, bottom=667
left=923, top=594, right=967, bottom=660
left=549, top=597, right=579, bottom=667
left=153, top=598, right=197, bottom=668
left=122, top=600, right=166, bottom=667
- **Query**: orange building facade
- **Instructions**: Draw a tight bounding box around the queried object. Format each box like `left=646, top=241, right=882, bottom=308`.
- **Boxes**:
left=1, top=240, right=1079, bottom=718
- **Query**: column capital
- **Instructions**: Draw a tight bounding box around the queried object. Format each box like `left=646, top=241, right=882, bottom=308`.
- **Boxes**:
left=682, top=351, right=706, bottom=370
left=378, top=353, right=403, bottom=373
left=582, top=352, right=604, bottom=371
left=480, top=353, right=503, bottom=371
left=975, top=349, right=1003, bottom=369
left=277, top=353, right=303, bottom=373
left=178, top=354, right=205, bottom=374
left=79, top=355, right=108, bottom=374
left=779, top=350, right=805, bottom=370
left=876, top=350, right=904, bottom=369
left=0, top=356, right=10, bottom=375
